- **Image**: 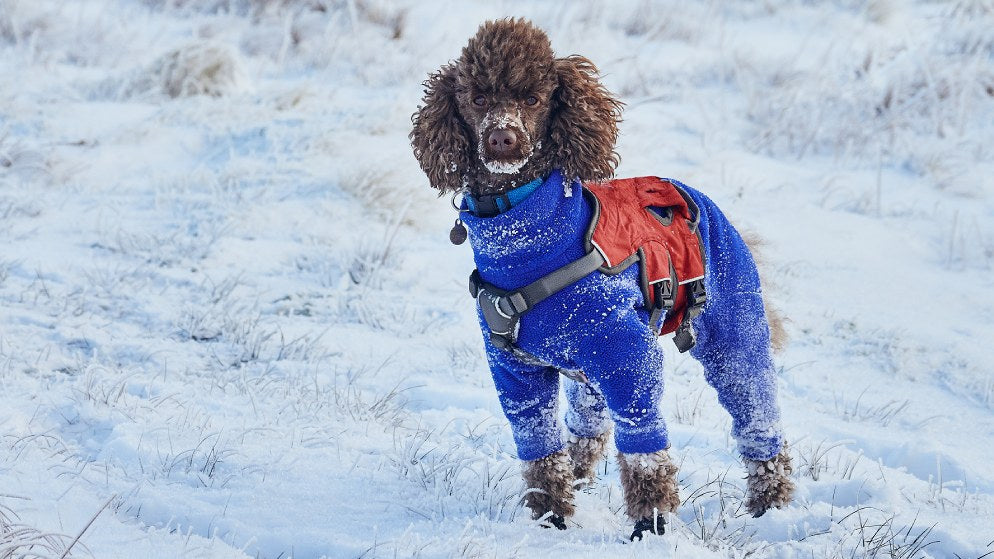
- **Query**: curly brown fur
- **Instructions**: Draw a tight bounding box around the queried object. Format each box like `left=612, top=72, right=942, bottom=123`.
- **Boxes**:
left=741, top=231, right=788, bottom=353
left=410, top=64, right=474, bottom=193
left=548, top=55, right=622, bottom=183
left=521, top=449, right=575, bottom=521
left=410, top=18, right=622, bottom=196
left=617, top=450, right=681, bottom=521
left=566, top=431, right=611, bottom=486
left=743, top=445, right=796, bottom=517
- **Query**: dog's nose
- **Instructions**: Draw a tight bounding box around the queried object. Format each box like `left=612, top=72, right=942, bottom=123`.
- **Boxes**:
left=488, top=129, right=518, bottom=153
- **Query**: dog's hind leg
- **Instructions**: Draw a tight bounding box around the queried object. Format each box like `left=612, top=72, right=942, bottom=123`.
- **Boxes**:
left=563, top=378, right=612, bottom=485
left=677, top=183, right=796, bottom=512
left=743, top=442, right=795, bottom=517
left=521, top=449, right=575, bottom=529
left=618, top=450, right=680, bottom=540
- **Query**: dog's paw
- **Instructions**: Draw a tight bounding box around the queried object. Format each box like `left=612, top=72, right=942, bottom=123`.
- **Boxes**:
left=744, top=449, right=795, bottom=517
left=630, top=514, right=666, bottom=540
left=539, top=513, right=568, bottom=530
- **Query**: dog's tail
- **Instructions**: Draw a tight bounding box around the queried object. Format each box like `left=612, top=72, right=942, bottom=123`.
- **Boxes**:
left=741, top=231, right=788, bottom=353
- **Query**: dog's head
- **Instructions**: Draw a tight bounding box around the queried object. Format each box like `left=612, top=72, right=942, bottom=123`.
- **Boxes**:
left=411, top=19, right=623, bottom=195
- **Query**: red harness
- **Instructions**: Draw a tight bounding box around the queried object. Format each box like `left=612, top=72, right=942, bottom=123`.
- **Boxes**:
left=583, top=177, right=706, bottom=337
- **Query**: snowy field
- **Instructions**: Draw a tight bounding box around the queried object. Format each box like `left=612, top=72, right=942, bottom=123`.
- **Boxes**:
left=1, top=0, right=993, bottom=557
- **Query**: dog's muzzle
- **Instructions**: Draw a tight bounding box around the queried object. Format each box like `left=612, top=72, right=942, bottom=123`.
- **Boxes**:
left=478, top=111, right=532, bottom=172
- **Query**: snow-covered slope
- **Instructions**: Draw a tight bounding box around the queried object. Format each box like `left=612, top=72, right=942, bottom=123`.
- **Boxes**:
left=1, top=1, right=992, bottom=557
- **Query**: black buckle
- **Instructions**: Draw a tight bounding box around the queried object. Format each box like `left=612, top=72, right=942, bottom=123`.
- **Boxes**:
left=469, top=193, right=511, bottom=217
left=490, top=332, right=512, bottom=349
left=649, top=280, right=674, bottom=335
left=469, top=270, right=482, bottom=298
left=686, top=279, right=706, bottom=315
left=653, top=280, right=675, bottom=310
left=477, top=287, right=521, bottom=345
left=470, top=270, right=528, bottom=349
left=673, top=279, right=706, bottom=353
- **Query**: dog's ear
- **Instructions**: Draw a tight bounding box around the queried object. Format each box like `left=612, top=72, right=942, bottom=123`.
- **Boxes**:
left=410, top=64, right=473, bottom=193
left=548, top=55, right=623, bottom=182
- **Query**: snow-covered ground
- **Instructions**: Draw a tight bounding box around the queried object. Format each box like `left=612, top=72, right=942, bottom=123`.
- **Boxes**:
left=1, top=1, right=993, bottom=557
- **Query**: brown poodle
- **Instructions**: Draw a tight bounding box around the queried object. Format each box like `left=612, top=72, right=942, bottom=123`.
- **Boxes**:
left=411, top=19, right=794, bottom=538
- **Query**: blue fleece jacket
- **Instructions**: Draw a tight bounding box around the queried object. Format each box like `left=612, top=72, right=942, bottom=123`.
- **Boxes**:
left=462, top=170, right=784, bottom=462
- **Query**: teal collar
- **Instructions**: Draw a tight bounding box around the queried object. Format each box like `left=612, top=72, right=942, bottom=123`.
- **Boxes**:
left=464, top=177, right=544, bottom=217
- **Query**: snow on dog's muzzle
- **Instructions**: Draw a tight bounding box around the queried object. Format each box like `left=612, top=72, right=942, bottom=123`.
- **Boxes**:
left=478, top=110, right=532, bottom=173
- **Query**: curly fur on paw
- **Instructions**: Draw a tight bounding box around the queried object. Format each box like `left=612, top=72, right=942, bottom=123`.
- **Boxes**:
left=617, top=449, right=680, bottom=521
left=566, top=431, right=610, bottom=486
left=744, top=448, right=795, bottom=517
left=522, top=449, right=576, bottom=521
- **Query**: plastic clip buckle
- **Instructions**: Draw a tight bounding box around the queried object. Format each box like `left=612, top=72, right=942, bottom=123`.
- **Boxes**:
left=654, top=280, right=675, bottom=310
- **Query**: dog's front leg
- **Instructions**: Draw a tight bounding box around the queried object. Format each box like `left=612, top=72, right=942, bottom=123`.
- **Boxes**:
left=484, top=353, right=577, bottom=527
left=618, top=450, right=680, bottom=539
left=521, top=449, right=575, bottom=529
left=570, top=312, right=675, bottom=538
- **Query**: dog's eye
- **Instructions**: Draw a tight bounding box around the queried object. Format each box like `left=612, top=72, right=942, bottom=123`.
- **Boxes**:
left=525, top=96, right=539, bottom=106
left=473, top=95, right=487, bottom=107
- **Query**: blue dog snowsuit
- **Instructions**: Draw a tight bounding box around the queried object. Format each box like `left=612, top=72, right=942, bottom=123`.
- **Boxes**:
left=461, top=169, right=785, bottom=463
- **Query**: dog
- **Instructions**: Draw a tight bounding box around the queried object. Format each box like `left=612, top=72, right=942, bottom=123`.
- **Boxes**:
left=410, top=19, right=794, bottom=538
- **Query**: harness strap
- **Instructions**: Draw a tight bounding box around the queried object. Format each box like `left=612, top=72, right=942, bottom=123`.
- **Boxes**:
left=513, top=249, right=606, bottom=313
left=647, top=259, right=678, bottom=335
left=470, top=249, right=605, bottom=349
left=672, top=278, right=707, bottom=352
